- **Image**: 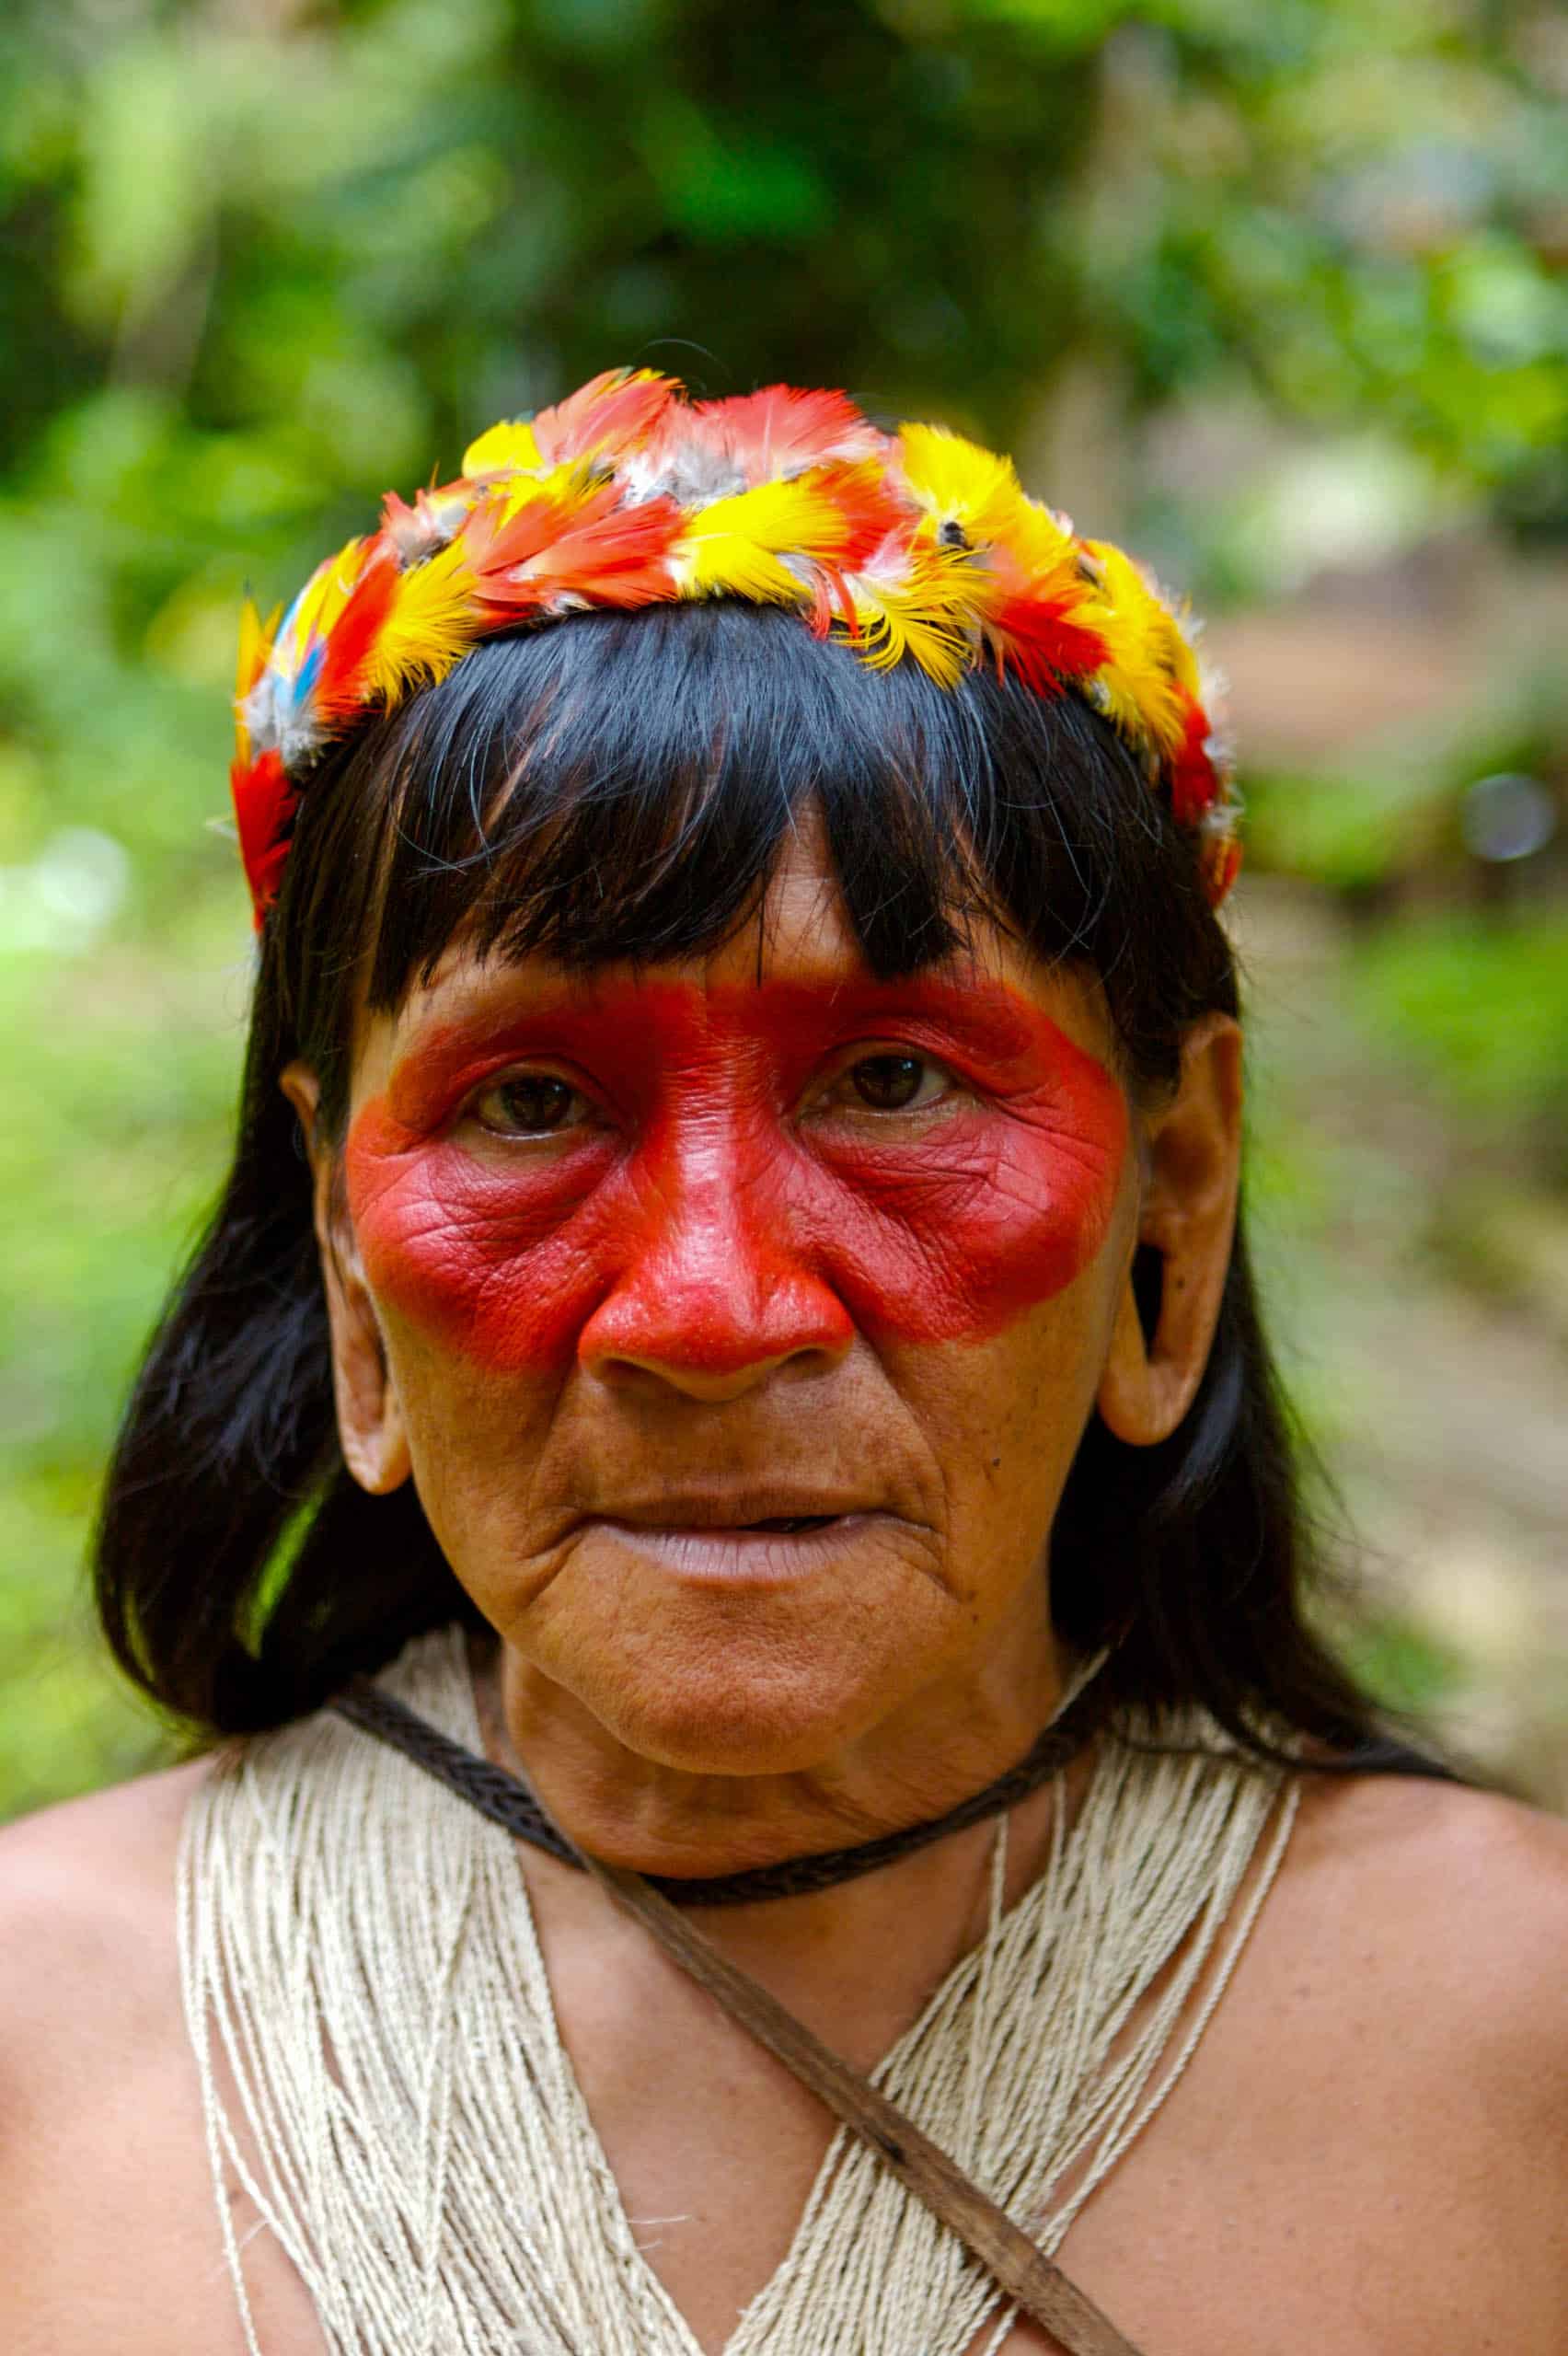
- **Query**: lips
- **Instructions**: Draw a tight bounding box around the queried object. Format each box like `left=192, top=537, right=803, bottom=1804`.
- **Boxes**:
left=582, top=1509, right=882, bottom=1586
left=588, top=1491, right=871, bottom=1531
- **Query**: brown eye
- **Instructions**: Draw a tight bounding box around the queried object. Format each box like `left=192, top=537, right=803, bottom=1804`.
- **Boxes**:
left=478, top=1074, right=580, bottom=1135
left=850, top=1054, right=927, bottom=1111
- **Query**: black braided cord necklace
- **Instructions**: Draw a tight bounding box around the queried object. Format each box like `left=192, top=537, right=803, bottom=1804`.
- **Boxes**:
left=330, top=1653, right=1113, bottom=1906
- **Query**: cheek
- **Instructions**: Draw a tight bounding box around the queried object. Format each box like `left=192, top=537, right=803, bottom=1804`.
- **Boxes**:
left=868, top=1279, right=1123, bottom=1616
left=343, top=1101, right=619, bottom=1370
left=818, top=1053, right=1128, bottom=1345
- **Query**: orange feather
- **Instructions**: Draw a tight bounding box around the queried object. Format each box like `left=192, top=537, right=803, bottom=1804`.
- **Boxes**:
left=815, top=462, right=908, bottom=568
left=530, top=369, right=677, bottom=468
left=692, top=387, right=883, bottom=484
left=467, top=483, right=683, bottom=611
left=382, top=484, right=471, bottom=565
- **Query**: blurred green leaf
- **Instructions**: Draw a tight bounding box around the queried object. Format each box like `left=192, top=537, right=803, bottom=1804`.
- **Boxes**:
left=1342, top=1611, right=1469, bottom=1716
left=1352, top=916, right=1568, bottom=1127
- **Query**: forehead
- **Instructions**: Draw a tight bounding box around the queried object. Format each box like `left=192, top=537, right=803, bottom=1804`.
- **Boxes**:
left=363, top=816, right=1118, bottom=1091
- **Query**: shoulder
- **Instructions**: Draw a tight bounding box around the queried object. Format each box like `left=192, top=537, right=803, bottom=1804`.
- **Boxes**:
left=0, top=1747, right=214, bottom=1877
left=0, top=1755, right=221, bottom=2125
left=1263, top=1770, right=1568, bottom=2196
left=0, top=1760, right=256, bottom=2350
left=1284, top=1766, right=1568, bottom=1997
left=0, top=1755, right=215, bottom=2023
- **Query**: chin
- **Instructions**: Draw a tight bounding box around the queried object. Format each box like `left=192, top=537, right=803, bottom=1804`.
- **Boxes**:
left=563, top=1635, right=916, bottom=1779
left=508, top=1521, right=953, bottom=1774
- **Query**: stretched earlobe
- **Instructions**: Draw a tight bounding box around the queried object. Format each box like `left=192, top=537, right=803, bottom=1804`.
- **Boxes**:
left=280, top=1060, right=412, bottom=1497
left=332, top=1344, right=412, bottom=1497
left=1096, top=1013, right=1242, bottom=1449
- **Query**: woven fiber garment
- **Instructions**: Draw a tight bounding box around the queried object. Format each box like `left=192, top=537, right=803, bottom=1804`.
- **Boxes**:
left=179, top=1626, right=1297, bottom=2356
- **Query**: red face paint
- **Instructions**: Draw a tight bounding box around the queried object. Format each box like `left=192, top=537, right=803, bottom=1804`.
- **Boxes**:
left=345, top=973, right=1128, bottom=1377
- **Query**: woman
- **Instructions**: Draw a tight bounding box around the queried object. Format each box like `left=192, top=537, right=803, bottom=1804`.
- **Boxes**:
left=3, top=373, right=1564, bottom=2355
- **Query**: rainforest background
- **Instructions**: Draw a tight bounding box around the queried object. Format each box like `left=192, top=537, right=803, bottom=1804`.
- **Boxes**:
left=2, top=0, right=1565, bottom=1816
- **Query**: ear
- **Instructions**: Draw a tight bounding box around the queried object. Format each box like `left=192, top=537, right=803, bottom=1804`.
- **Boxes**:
left=1096, top=1012, right=1242, bottom=1449
left=280, top=1060, right=411, bottom=1496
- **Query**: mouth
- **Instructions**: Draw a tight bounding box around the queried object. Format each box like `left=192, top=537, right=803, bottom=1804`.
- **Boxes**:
left=588, top=1488, right=874, bottom=1531
left=736, top=1513, right=837, bottom=1533
left=582, top=1508, right=884, bottom=1586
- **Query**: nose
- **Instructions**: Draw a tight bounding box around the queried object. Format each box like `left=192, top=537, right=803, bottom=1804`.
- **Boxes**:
left=577, top=1149, right=852, bottom=1402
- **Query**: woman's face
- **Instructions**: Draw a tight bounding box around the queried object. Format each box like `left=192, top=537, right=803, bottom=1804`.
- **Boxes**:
left=297, top=821, right=1234, bottom=1784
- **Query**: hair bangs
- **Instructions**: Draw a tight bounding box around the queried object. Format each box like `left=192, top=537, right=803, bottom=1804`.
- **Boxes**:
left=295, top=603, right=1167, bottom=1033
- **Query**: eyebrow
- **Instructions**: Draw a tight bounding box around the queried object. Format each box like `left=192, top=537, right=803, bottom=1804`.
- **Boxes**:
left=382, top=973, right=1102, bottom=1133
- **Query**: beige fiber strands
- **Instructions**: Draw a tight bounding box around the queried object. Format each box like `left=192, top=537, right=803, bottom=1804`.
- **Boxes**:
left=179, top=1626, right=1297, bottom=2356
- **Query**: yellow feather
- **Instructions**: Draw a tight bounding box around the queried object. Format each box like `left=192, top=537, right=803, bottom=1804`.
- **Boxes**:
left=1088, top=663, right=1154, bottom=745
left=896, top=423, right=1021, bottom=545
left=1080, top=540, right=1192, bottom=754
left=233, top=596, right=280, bottom=759
left=846, top=545, right=974, bottom=686
left=1160, top=604, right=1203, bottom=707
left=994, top=493, right=1079, bottom=584
left=235, top=595, right=278, bottom=699
left=462, top=418, right=543, bottom=476
left=673, top=478, right=836, bottom=603
left=490, top=456, right=599, bottom=527
left=362, top=539, right=479, bottom=708
left=279, top=537, right=371, bottom=665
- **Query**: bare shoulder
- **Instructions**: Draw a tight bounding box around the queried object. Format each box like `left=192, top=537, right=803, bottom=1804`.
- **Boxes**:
left=0, top=1747, right=214, bottom=1879
left=0, top=1754, right=216, bottom=2036
left=0, top=1752, right=218, bottom=2137
left=1286, top=1765, right=1568, bottom=2000
left=1262, top=1767, right=1568, bottom=2180
left=0, top=1757, right=245, bottom=2355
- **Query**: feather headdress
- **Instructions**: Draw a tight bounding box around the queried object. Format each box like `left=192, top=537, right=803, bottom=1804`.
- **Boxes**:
left=230, top=370, right=1239, bottom=923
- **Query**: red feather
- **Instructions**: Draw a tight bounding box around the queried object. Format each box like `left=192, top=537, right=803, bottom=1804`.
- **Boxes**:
left=985, top=595, right=1109, bottom=693
left=693, top=387, right=883, bottom=484
left=231, top=747, right=295, bottom=929
left=815, top=463, right=907, bottom=568
left=467, top=485, right=683, bottom=610
left=1169, top=690, right=1219, bottom=826
left=807, top=562, right=859, bottom=639
left=531, top=369, right=677, bottom=467
left=312, top=538, right=399, bottom=724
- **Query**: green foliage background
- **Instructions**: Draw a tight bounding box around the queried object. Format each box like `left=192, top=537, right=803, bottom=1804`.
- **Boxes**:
left=3, top=0, right=1565, bottom=1816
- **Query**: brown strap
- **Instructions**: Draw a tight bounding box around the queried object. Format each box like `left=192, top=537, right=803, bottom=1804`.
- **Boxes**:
left=585, top=1854, right=1147, bottom=2356
left=334, top=1677, right=1147, bottom=2355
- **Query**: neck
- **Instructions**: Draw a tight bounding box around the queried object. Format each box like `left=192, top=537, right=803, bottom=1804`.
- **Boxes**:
left=472, top=1612, right=1097, bottom=2019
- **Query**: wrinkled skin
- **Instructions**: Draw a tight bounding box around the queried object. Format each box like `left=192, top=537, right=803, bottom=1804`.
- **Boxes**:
left=9, top=826, right=1568, bottom=2356
left=285, top=817, right=1243, bottom=1868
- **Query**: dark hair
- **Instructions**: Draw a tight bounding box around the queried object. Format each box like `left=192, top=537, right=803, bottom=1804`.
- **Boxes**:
left=96, top=602, right=1423, bottom=1768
